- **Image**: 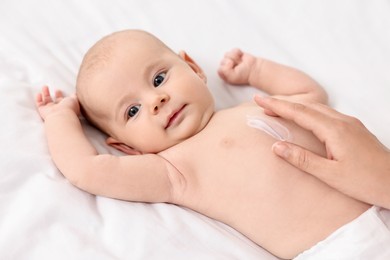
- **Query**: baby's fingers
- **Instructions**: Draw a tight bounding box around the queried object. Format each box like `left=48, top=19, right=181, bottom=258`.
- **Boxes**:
left=36, top=86, right=65, bottom=106
left=40, top=86, right=54, bottom=104
left=35, top=92, right=44, bottom=107
left=224, top=48, right=243, bottom=64
left=55, top=90, right=64, bottom=100
left=35, top=87, right=48, bottom=107
left=218, top=58, right=234, bottom=80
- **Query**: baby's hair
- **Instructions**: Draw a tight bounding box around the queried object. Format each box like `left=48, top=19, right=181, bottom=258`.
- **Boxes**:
left=75, top=32, right=116, bottom=132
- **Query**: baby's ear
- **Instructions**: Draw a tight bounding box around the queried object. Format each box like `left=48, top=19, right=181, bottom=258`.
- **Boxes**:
left=178, top=50, right=207, bottom=83
left=106, top=137, right=142, bottom=155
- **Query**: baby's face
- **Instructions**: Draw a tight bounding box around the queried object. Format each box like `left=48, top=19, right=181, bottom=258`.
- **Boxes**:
left=85, top=36, right=214, bottom=153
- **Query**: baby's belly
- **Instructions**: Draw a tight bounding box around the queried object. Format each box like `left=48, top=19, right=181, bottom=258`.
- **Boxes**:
left=190, top=140, right=367, bottom=257
left=173, top=109, right=369, bottom=258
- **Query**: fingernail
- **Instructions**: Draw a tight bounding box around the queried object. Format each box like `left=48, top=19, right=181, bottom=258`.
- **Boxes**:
left=272, top=142, right=290, bottom=158
left=253, top=95, right=262, bottom=101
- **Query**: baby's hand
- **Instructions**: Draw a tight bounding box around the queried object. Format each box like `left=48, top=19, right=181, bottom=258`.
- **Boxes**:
left=36, top=86, right=80, bottom=121
left=218, top=48, right=257, bottom=85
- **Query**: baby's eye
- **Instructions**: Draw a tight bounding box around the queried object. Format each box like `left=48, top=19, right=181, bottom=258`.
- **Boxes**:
left=153, top=72, right=166, bottom=87
left=127, top=105, right=141, bottom=119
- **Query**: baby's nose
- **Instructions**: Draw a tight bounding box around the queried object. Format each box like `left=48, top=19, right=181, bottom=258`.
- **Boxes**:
left=151, top=94, right=169, bottom=114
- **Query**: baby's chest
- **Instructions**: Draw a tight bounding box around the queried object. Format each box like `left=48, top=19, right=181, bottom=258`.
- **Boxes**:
left=194, top=106, right=284, bottom=159
left=174, top=108, right=284, bottom=188
left=169, top=105, right=325, bottom=200
left=171, top=118, right=299, bottom=217
left=193, top=125, right=278, bottom=179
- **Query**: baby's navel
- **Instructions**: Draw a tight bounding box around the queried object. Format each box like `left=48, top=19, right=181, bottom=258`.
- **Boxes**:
left=246, top=115, right=292, bottom=141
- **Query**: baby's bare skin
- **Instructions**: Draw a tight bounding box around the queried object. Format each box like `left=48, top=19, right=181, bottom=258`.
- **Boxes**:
left=36, top=30, right=370, bottom=259
left=161, top=103, right=369, bottom=258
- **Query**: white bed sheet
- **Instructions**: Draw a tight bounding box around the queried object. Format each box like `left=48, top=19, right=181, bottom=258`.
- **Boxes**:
left=1, top=0, right=389, bottom=259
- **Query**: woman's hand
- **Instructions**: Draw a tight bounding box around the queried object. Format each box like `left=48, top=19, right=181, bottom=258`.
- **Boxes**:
left=255, top=96, right=390, bottom=209
left=36, top=86, right=80, bottom=121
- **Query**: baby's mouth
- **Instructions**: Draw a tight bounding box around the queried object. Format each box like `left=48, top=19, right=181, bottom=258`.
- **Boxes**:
left=165, top=104, right=187, bottom=129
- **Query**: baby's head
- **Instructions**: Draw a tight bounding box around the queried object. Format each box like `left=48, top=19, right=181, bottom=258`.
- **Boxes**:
left=76, top=29, right=215, bottom=154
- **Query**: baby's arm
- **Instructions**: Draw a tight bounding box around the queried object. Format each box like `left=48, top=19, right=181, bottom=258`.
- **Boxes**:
left=218, top=49, right=327, bottom=104
left=36, top=86, right=175, bottom=203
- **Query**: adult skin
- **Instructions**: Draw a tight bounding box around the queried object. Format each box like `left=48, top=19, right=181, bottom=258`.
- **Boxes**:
left=255, top=96, right=390, bottom=209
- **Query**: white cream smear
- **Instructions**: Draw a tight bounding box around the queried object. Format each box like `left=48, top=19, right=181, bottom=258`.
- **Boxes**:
left=246, top=115, right=292, bottom=141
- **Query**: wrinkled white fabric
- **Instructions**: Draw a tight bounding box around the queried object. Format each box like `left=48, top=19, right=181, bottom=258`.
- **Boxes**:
left=1, top=1, right=390, bottom=259
left=295, top=207, right=390, bottom=260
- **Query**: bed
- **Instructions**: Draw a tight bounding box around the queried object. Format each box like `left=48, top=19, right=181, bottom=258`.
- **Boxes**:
left=1, top=0, right=389, bottom=259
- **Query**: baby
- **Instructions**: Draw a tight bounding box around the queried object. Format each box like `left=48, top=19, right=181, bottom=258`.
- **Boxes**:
left=36, top=30, right=371, bottom=259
